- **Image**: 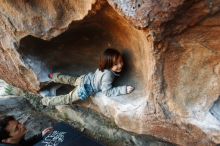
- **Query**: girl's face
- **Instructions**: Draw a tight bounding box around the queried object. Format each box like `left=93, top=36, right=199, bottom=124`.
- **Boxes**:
left=111, top=56, right=124, bottom=73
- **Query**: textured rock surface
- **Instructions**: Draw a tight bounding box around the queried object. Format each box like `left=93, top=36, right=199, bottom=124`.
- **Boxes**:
left=0, top=81, right=172, bottom=146
left=0, top=0, right=220, bottom=145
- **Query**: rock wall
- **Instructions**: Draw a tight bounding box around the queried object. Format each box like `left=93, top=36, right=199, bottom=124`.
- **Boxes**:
left=0, top=0, right=220, bottom=145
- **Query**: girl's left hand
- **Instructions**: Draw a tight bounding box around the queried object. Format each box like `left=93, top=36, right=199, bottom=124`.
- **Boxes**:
left=126, top=86, right=135, bottom=93
left=42, top=127, right=53, bottom=136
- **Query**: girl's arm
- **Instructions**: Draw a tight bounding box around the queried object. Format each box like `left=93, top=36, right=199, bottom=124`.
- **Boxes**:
left=102, top=86, right=127, bottom=97
left=100, top=73, right=127, bottom=97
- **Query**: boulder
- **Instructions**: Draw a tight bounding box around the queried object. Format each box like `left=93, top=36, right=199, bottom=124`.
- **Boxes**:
left=0, top=0, right=220, bottom=145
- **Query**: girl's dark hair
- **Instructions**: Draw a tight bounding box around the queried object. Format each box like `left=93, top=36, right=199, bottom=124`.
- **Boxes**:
left=99, top=48, right=122, bottom=72
left=0, top=115, right=15, bottom=143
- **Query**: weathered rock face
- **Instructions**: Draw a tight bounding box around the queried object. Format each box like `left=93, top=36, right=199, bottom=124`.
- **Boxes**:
left=0, top=0, right=220, bottom=145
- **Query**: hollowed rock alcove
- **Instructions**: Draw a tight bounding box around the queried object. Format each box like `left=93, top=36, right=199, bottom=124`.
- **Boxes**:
left=17, top=3, right=152, bottom=135
left=19, top=4, right=148, bottom=97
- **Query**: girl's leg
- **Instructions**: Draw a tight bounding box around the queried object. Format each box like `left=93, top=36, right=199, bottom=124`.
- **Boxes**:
left=51, top=73, right=79, bottom=86
left=41, top=88, right=80, bottom=106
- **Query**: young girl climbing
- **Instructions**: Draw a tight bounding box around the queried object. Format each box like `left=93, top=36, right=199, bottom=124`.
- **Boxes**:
left=41, top=48, right=134, bottom=106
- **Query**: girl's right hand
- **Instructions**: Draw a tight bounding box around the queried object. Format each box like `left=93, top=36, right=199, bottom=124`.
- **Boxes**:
left=126, top=86, right=134, bottom=93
